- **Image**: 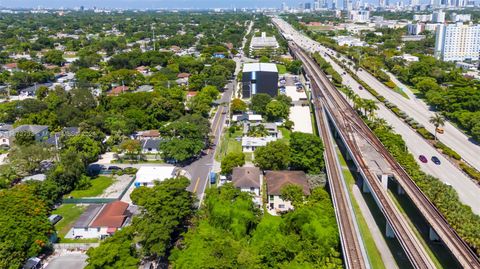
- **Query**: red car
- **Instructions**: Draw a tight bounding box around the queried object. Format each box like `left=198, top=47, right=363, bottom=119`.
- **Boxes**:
left=419, top=155, right=428, bottom=163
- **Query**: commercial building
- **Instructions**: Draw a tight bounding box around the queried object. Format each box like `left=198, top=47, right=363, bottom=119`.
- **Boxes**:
left=434, top=23, right=480, bottom=61
left=413, top=13, right=432, bottom=22
left=432, top=10, right=445, bottom=23
left=249, top=32, right=279, bottom=54
left=242, top=63, right=279, bottom=98
left=134, top=166, right=176, bottom=187
left=348, top=10, right=370, bottom=23
left=450, top=13, right=471, bottom=22
left=407, top=23, right=425, bottom=35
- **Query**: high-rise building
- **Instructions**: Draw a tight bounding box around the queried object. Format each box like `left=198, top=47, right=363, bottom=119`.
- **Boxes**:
left=451, top=13, right=471, bottom=22
left=314, top=0, right=320, bottom=10
left=281, top=2, right=288, bottom=11
left=379, top=0, right=385, bottom=7
left=304, top=2, right=312, bottom=10
left=432, top=10, right=445, bottom=23
left=348, top=10, right=370, bottom=22
left=434, top=23, right=480, bottom=61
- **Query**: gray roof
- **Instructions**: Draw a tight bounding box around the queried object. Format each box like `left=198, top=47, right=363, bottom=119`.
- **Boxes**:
left=0, top=124, right=13, bottom=132
left=73, top=204, right=103, bottom=228
left=141, top=139, right=161, bottom=150
left=232, top=167, right=261, bottom=188
left=13, top=125, right=48, bottom=135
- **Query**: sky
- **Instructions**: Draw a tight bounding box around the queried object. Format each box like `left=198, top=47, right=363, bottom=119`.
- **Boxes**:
left=1, top=0, right=301, bottom=9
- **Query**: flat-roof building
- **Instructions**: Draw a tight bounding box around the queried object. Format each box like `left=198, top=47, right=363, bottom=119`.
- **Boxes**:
left=242, top=63, right=278, bottom=99
left=134, top=166, right=176, bottom=188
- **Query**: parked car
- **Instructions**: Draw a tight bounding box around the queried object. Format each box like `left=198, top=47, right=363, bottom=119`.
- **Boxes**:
left=48, top=214, right=63, bottom=225
left=419, top=155, right=428, bottom=163
left=431, top=156, right=441, bottom=165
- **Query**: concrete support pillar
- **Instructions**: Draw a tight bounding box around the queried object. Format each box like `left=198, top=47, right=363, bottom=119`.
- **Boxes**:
left=380, top=174, right=389, bottom=190
left=386, top=221, right=395, bottom=238
left=397, top=184, right=405, bottom=195
left=362, top=179, right=370, bottom=193
left=429, top=227, right=440, bottom=241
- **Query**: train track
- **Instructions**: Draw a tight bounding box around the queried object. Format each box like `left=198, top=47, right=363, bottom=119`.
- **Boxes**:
left=312, top=87, right=368, bottom=269
left=290, top=42, right=480, bottom=269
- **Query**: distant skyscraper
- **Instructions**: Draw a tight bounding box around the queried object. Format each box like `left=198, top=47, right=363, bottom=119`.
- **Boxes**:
left=410, top=0, right=419, bottom=6
left=332, top=0, right=338, bottom=9
left=379, top=0, right=385, bottom=7
left=314, top=0, right=320, bottom=10
left=432, top=10, right=445, bottom=23
left=281, top=2, right=288, bottom=11
left=304, top=2, right=312, bottom=10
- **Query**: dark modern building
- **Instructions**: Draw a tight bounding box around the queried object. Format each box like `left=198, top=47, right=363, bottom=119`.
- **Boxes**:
left=242, top=63, right=278, bottom=98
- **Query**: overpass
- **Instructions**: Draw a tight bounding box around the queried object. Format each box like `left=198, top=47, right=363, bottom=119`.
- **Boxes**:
left=288, top=41, right=480, bottom=269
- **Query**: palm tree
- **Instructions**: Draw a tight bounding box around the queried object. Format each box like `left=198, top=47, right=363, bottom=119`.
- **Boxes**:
left=429, top=113, right=445, bottom=141
left=364, top=100, right=379, bottom=120
left=345, top=87, right=354, bottom=105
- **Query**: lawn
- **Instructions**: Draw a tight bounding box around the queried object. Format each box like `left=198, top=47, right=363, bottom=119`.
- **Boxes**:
left=52, top=204, right=87, bottom=238
left=215, top=129, right=243, bottom=161
left=276, top=64, right=287, bottom=74
left=278, top=127, right=291, bottom=144
left=66, top=176, right=115, bottom=198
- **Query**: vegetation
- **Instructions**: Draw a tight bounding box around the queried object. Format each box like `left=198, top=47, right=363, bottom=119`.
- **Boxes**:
left=66, top=176, right=115, bottom=198
left=221, top=152, right=246, bottom=175
left=86, top=177, right=195, bottom=267
left=169, top=184, right=342, bottom=268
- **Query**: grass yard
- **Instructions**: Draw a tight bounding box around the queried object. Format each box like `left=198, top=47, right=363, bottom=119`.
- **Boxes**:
left=215, top=129, right=243, bottom=161
left=52, top=204, right=87, bottom=238
left=66, top=176, right=115, bottom=198
left=276, top=64, right=287, bottom=74
left=278, top=127, right=291, bottom=144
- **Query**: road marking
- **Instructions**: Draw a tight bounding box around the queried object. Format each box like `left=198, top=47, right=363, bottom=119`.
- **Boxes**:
left=193, top=177, right=201, bottom=193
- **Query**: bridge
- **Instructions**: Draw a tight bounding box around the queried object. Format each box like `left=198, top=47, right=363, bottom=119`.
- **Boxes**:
left=288, top=41, right=480, bottom=269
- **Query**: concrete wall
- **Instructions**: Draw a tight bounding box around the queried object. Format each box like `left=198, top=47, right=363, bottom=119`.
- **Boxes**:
left=268, top=195, right=294, bottom=212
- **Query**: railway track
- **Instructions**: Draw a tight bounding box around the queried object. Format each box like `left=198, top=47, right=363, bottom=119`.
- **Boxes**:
left=290, top=42, right=480, bottom=269
left=312, top=89, right=368, bottom=269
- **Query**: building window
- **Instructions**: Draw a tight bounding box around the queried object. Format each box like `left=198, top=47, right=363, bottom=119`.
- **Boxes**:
left=84, top=228, right=88, bottom=231
left=97, top=228, right=101, bottom=232
left=279, top=204, right=285, bottom=209
left=269, top=195, right=274, bottom=200
left=250, top=187, right=255, bottom=192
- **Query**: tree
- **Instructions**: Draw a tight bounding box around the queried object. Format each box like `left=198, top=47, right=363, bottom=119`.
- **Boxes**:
left=48, top=148, right=85, bottom=194
left=119, top=139, right=142, bottom=161
left=230, top=98, right=247, bottom=113
left=0, top=184, right=52, bottom=269
left=35, top=86, right=49, bottom=100
left=289, top=132, right=324, bottom=174
left=13, top=130, right=35, bottom=146
left=85, top=227, right=139, bottom=269
left=259, top=56, right=270, bottom=63
left=265, top=100, right=290, bottom=121
left=363, top=99, right=379, bottom=120
left=65, top=134, right=102, bottom=164
left=160, top=138, right=204, bottom=163
left=286, top=60, right=302, bottom=74
left=131, top=177, right=195, bottom=258
left=221, top=152, right=245, bottom=174
left=253, top=141, right=290, bottom=170
left=429, top=113, right=445, bottom=141
left=280, top=184, right=304, bottom=208
left=76, top=68, right=102, bottom=83
left=8, top=144, right=53, bottom=176
left=42, top=50, right=64, bottom=65
left=250, top=93, right=272, bottom=115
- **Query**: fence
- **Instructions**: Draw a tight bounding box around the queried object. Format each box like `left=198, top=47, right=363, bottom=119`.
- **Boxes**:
left=62, top=197, right=117, bottom=204
left=54, top=243, right=99, bottom=251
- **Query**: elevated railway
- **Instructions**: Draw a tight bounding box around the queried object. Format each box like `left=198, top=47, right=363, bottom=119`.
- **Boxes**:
left=289, top=42, right=480, bottom=269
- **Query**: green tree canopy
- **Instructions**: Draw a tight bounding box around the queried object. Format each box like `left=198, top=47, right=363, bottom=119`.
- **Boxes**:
left=253, top=141, right=290, bottom=170
left=289, top=132, right=324, bottom=174
left=221, top=152, right=246, bottom=174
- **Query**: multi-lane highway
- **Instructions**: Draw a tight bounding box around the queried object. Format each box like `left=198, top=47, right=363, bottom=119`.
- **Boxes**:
left=284, top=30, right=480, bottom=269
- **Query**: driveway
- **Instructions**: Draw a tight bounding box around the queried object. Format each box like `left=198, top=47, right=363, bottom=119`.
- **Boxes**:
left=45, top=253, right=87, bottom=269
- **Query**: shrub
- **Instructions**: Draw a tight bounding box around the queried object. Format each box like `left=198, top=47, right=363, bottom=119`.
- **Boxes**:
left=434, top=142, right=461, bottom=160
left=417, top=127, right=435, bottom=140
left=459, top=162, right=480, bottom=182
left=385, top=80, right=397, bottom=89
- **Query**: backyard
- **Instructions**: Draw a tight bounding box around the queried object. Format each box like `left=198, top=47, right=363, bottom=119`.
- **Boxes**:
left=52, top=204, right=87, bottom=238
left=65, top=176, right=115, bottom=198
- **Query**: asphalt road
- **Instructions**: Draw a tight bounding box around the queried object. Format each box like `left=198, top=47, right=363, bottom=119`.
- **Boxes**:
left=45, top=253, right=87, bottom=269
left=184, top=82, right=233, bottom=204
left=273, top=17, right=480, bottom=215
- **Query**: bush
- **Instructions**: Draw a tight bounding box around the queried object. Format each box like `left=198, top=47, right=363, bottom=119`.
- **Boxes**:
left=385, top=80, right=397, bottom=89
left=459, top=162, right=480, bottom=182
left=434, top=142, right=461, bottom=160
left=417, top=127, right=435, bottom=140
left=377, top=95, right=386, bottom=102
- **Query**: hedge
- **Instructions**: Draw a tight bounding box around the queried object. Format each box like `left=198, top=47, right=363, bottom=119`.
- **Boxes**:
left=417, top=127, right=435, bottom=140
left=434, top=141, right=461, bottom=160
left=459, top=162, right=480, bottom=182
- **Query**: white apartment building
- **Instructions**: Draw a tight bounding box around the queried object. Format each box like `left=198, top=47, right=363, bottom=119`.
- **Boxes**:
left=435, top=23, right=480, bottom=61
left=432, top=10, right=445, bottom=23
left=407, top=23, right=424, bottom=35
left=348, top=10, right=370, bottom=23
left=413, top=13, right=432, bottom=22
left=450, top=13, right=471, bottom=22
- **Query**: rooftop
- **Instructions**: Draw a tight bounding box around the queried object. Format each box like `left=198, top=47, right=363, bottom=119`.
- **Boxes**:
left=265, top=170, right=310, bottom=196
left=135, top=166, right=176, bottom=184
left=232, top=167, right=261, bottom=189
left=243, top=63, right=278, bottom=73
left=241, top=136, right=276, bottom=147
left=90, top=201, right=129, bottom=228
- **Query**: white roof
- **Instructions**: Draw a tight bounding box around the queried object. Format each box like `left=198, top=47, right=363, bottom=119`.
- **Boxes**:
left=135, top=166, right=175, bottom=184
left=248, top=114, right=263, bottom=121
left=243, top=63, right=278, bottom=73
left=242, top=136, right=277, bottom=147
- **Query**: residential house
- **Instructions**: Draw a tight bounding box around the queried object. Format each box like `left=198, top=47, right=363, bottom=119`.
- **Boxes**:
left=231, top=113, right=262, bottom=123
left=108, top=85, right=129, bottom=96
left=136, top=66, right=149, bottom=75
left=241, top=136, right=276, bottom=152
left=134, top=166, right=176, bottom=188
left=11, top=125, right=49, bottom=143
left=20, top=83, right=53, bottom=96
left=232, top=167, right=262, bottom=205
left=135, top=85, right=154, bottom=93
left=176, top=73, right=190, bottom=86
left=244, top=122, right=279, bottom=139
left=0, top=124, right=13, bottom=147
left=71, top=201, right=131, bottom=239
left=186, top=91, right=197, bottom=102
left=3, top=62, right=18, bottom=72
left=135, top=129, right=160, bottom=140
left=45, top=127, right=80, bottom=148
left=140, top=139, right=161, bottom=154
left=266, top=171, right=310, bottom=213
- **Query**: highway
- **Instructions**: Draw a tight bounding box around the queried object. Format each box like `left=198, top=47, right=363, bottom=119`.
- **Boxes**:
left=284, top=34, right=480, bottom=268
